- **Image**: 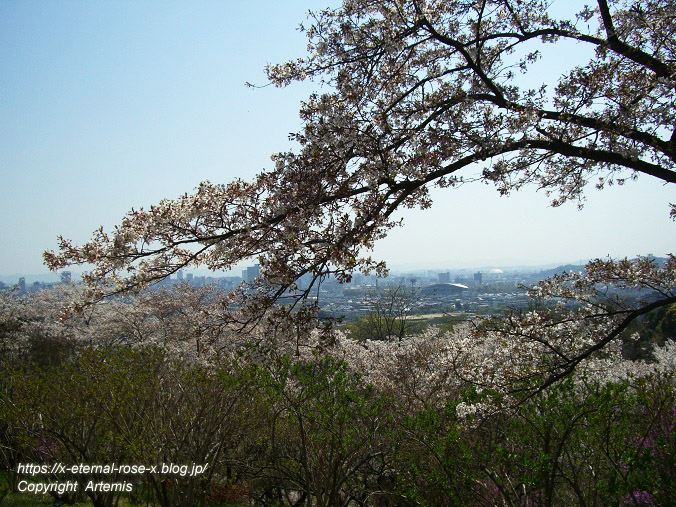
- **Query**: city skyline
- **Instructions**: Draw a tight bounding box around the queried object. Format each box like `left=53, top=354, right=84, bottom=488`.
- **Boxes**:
left=2, top=254, right=667, bottom=287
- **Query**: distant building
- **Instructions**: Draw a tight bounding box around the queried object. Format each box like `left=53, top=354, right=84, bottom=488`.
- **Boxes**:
left=186, top=273, right=194, bottom=281
left=61, top=271, right=72, bottom=284
left=420, top=283, right=468, bottom=296
left=177, top=269, right=184, bottom=281
left=18, top=277, right=26, bottom=292
left=246, top=265, right=261, bottom=283
left=438, top=272, right=450, bottom=284
left=474, top=271, right=483, bottom=286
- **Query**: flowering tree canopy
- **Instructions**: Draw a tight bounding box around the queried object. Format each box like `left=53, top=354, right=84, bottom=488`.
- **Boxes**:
left=479, top=255, right=676, bottom=393
left=45, top=0, right=674, bottom=329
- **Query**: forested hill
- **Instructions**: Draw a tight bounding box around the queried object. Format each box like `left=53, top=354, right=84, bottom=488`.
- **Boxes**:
left=539, top=256, right=668, bottom=278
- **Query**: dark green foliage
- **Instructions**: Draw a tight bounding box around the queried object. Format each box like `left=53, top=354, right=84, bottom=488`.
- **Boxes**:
left=1, top=347, right=251, bottom=507
left=624, top=304, right=676, bottom=359
left=2, top=339, right=673, bottom=506
left=394, top=401, right=474, bottom=505
left=241, top=355, right=396, bottom=506
left=345, top=315, right=429, bottom=342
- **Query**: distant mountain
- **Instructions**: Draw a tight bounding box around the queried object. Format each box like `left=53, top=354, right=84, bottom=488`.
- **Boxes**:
left=538, top=256, right=668, bottom=278
left=538, top=264, right=586, bottom=277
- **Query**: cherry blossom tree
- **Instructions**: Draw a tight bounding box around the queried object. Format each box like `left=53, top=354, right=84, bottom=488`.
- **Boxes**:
left=44, top=1, right=675, bottom=371
left=483, top=256, right=676, bottom=394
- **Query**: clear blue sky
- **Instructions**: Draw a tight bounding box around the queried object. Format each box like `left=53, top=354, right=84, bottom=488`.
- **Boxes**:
left=1, top=0, right=673, bottom=277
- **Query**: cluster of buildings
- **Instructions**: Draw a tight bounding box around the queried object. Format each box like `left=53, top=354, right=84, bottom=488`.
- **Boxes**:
left=313, top=269, right=535, bottom=320
left=5, top=257, right=665, bottom=326
left=0, top=271, right=73, bottom=294
left=0, top=264, right=559, bottom=320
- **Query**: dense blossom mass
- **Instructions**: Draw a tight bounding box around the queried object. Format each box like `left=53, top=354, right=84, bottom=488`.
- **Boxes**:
left=1, top=283, right=673, bottom=404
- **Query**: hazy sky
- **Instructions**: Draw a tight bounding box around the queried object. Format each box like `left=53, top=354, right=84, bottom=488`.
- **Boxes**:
left=1, top=0, right=674, bottom=276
